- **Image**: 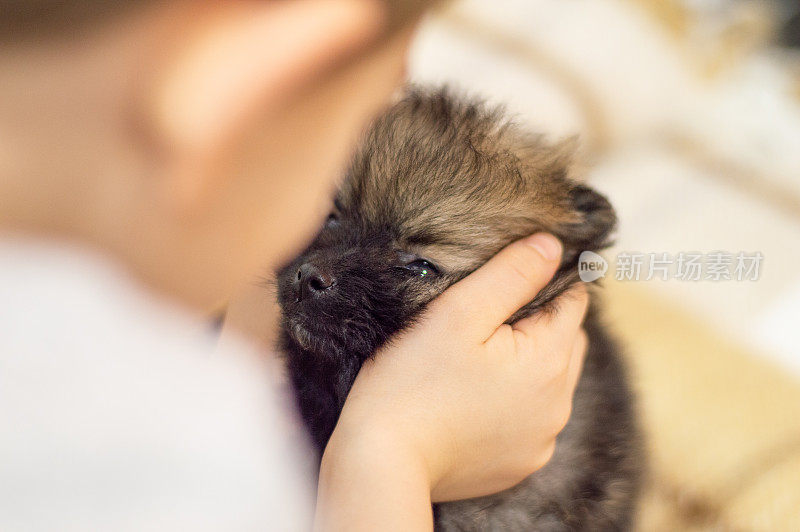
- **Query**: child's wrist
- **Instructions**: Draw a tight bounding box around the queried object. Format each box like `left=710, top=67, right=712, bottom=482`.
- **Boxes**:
left=317, top=419, right=436, bottom=530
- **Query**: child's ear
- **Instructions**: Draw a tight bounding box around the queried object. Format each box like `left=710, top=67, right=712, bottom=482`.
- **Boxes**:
left=149, top=0, right=384, bottom=212
left=558, top=184, right=617, bottom=263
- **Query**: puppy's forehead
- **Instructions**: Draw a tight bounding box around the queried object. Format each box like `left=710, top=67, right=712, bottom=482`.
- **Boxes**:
left=339, top=89, right=577, bottom=270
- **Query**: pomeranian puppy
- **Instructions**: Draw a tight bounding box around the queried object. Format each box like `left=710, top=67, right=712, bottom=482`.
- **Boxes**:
left=277, top=88, right=642, bottom=530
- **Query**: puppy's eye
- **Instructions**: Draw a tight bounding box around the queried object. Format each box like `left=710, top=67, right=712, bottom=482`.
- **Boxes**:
left=403, top=259, right=439, bottom=277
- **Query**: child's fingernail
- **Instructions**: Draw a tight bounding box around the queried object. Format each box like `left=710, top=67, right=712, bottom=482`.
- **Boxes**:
left=525, top=233, right=562, bottom=261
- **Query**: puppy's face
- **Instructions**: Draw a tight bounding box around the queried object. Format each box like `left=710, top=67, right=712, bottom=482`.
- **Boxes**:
left=277, top=90, right=615, bottom=398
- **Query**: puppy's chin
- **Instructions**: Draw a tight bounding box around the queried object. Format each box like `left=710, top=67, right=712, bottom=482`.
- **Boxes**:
left=283, top=314, right=329, bottom=352
left=287, top=318, right=316, bottom=351
left=282, top=313, right=353, bottom=361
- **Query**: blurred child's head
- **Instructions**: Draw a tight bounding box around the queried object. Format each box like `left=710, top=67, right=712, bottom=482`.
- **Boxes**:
left=0, top=1, right=437, bottom=309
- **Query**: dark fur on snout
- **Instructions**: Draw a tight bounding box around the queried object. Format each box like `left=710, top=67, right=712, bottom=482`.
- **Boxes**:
left=277, top=88, right=642, bottom=530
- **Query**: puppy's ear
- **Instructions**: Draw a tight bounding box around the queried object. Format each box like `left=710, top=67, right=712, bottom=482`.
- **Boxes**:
left=558, top=184, right=617, bottom=263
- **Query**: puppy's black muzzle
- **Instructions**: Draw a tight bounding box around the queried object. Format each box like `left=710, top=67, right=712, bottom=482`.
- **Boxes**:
left=294, top=262, right=337, bottom=302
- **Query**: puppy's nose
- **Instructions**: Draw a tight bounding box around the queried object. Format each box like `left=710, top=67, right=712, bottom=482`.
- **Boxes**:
left=296, top=263, right=336, bottom=301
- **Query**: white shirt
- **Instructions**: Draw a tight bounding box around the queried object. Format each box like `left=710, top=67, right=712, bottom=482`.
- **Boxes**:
left=0, top=238, right=314, bottom=531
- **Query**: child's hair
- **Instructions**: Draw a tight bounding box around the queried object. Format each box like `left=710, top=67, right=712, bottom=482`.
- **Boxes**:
left=0, top=1, right=149, bottom=43
left=1, top=0, right=448, bottom=45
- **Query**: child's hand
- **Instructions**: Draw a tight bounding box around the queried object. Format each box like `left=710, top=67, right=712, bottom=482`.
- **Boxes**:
left=317, top=233, right=588, bottom=530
